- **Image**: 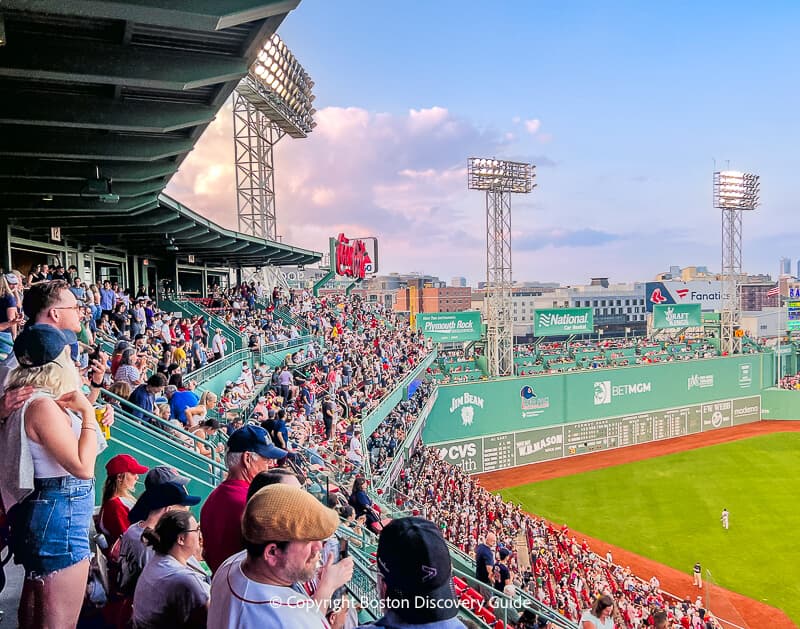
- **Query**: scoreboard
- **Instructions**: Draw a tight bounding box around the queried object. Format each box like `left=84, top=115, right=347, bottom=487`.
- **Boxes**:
left=788, top=301, right=800, bottom=331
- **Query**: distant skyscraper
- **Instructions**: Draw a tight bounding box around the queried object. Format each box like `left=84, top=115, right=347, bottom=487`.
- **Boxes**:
left=780, top=257, right=791, bottom=276
left=450, top=276, right=467, bottom=288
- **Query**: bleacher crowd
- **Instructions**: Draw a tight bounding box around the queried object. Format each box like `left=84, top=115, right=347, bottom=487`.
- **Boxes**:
left=0, top=274, right=755, bottom=628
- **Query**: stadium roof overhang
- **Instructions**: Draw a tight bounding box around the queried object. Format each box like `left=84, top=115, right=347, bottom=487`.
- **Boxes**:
left=0, top=0, right=320, bottom=268
left=10, top=193, right=321, bottom=268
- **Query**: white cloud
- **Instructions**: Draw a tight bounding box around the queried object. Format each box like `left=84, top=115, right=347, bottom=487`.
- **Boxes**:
left=524, top=118, right=541, bottom=134
left=165, top=102, right=509, bottom=280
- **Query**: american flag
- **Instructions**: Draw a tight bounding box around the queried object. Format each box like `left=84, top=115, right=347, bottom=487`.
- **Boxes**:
left=766, top=284, right=780, bottom=298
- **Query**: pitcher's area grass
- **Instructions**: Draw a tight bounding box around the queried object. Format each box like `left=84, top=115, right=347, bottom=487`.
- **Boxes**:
left=497, top=433, right=800, bottom=624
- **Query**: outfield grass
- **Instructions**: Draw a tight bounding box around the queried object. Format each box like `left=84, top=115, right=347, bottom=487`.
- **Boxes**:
left=498, top=433, right=800, bottom=624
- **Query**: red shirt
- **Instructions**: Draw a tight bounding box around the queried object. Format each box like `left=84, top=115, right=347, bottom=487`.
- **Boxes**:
left=200, top=479, right=249, bottom=573
left=100, top=496, right=131, bottom=551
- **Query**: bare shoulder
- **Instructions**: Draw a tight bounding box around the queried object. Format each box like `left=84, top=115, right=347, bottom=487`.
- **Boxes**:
left=26, top=395, right=67, bottom=426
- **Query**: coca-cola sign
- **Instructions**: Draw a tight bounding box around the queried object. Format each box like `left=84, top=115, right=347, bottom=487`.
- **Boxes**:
left=334, top=233, right=377, bottom=279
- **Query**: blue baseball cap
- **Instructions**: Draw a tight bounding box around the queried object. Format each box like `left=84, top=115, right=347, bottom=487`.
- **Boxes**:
left=227, top=425, right=287, bottom=459
left=14, top=324, right=78, bottom=368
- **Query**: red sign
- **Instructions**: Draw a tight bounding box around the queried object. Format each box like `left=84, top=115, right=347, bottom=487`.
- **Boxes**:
left=335, top=233, right=373, bottom=280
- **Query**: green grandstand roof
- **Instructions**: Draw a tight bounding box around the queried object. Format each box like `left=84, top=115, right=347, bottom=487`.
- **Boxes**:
left=0, top=1, right=320, bottom=267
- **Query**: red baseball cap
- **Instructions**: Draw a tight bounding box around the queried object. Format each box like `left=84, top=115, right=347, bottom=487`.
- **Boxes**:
left=105, top=454, right=148, bottom=476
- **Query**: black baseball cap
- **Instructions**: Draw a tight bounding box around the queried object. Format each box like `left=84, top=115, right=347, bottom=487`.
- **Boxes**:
left=128, top=481, right=201, bottom=524
left=376, top=517, right=459, bottom=622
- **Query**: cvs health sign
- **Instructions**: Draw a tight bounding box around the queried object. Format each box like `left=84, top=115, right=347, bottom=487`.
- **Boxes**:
left=334, top=234, right=378, bottom=280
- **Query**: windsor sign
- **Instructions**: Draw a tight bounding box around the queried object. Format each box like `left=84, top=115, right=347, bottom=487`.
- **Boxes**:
left=652, top=304, right=702, bottom=329
left=416, top=312, right=482, bottom=342
left=533, top=308, right=594, bottom=336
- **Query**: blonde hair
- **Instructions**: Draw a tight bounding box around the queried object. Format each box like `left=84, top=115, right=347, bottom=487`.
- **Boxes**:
left=199, top=390, right=217, bottom=407
left=7, top=347, right=82, bottom=398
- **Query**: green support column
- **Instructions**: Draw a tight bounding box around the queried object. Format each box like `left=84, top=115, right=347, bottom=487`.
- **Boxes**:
left=313, top=238, right=337, bottom=297
left=345, top=279, right=362, bottom=296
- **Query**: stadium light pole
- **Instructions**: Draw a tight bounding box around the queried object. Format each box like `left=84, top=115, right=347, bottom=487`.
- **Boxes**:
left=468, top=158, right=535, bottom=377
left=713, top=170, right=759, bottom=355
left=233, top=33, right=316, bottom=242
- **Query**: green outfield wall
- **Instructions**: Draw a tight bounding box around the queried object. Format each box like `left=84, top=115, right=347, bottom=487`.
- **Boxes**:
left=422, top=354, right=772, bottom=473
left=761, top=387, right=800, bottom=420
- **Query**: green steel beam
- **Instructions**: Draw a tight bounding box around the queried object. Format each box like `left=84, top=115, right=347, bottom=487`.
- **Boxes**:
left=0, top=40, right=247, bottom=91
left=0, top=195, right=159, bottom=213
left=0, top=129, right=194, bottom=161
left=187, top=234, right=222, bottom=246
left=0, top=159, right=178, bottom=182
left=0, top=95, right=217, bottom=133
left=0, top=179, right=167, bottom=198
left=3, top=1, right=300, bottom=32
left=13, top=209, right=174, bottom=229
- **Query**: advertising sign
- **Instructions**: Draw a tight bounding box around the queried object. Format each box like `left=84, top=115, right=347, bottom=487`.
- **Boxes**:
left=788, top=301, right=800, bottom=331
left=416, top=312, right=482, bottom=343
left=652, top=303, right=702, bottom=329
left=426, top=395, right=760, bottom=474
left=533, top=307, right=593, bottom=336
left=333, top=233, right=378, bottom=279
left=645, top=281, right=730, bottom=312
left=423, top=355, right=764, bottom=444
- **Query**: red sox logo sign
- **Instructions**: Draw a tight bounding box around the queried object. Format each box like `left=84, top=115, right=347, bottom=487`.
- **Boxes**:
left=650, top=288, right=668, bottom=304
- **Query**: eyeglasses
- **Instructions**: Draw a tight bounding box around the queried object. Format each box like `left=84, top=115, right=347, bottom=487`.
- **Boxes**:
left=184, top=528, right=201, bottom=534
left=53, top=305, right=82, bottom=312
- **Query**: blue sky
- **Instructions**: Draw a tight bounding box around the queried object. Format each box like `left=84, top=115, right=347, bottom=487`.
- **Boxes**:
left=167, top=0, right=800, bottom=285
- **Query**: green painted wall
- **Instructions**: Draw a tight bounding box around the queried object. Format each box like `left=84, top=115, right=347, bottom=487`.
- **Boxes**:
left=423, top=354, right=768, bottom=444
left=761, top=388, right=800, bottom=420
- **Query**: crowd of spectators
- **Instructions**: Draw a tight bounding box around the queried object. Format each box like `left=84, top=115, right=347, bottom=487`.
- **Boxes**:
left=778, top=374, right=800, bottom=390
left=392, top=445, right=721, bottom=629
left=0, top=276, right=746, bottom=629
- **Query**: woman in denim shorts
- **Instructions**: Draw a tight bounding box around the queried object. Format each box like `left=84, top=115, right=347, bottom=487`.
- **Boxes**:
left=3, top=324, right=107, bottom=627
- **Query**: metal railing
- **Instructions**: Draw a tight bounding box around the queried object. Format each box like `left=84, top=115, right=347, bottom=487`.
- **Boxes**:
left=183, top=348, right=252, bottom=386
left=373, top=386, right=438, bottom=492
left=99, top=389, right=227, bottom=484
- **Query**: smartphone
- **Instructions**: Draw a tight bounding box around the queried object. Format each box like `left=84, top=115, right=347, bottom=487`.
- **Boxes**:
left=338, top=538, right=349, bottom=560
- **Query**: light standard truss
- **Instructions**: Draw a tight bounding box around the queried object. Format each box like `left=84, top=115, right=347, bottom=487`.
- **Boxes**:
left=234, top=33, right=316, bottom=242
left=468, top=158, right=535, bottom=377
left=713, top=170, right=759, bottom=355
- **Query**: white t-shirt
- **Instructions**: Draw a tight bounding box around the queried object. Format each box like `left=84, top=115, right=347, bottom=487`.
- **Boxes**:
left=580, top=610, right=615, bottom=629
left=347, top=435, right=363, bottom=464
left=208, top=551, right=330, bottom=629
left=212, top=334, right=226, bottom=356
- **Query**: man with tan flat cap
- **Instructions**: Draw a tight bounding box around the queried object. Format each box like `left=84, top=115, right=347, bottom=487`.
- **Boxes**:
left=208, top=484, right=353, bottom=628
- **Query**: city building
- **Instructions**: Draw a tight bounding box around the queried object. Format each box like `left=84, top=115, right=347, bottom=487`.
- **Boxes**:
left=473, top=278, right=646, bottom=338
left=740, top=283, right=781, bottom=311
left=780, top=257, right=792, bottom=277
left=395, top=283, right=471, bottom=313
left=450, top=276, right=467, bottom=287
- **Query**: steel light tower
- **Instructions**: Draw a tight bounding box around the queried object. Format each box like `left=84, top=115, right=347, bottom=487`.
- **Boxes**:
left=713, top=170, right=760, bottom=354
left=468, top=158, right=535, bottom=376
left=233, top=33, right=316, bottom=241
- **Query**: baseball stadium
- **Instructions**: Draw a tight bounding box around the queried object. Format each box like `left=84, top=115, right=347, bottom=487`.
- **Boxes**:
left=0, top=3, right=797, bottom=629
